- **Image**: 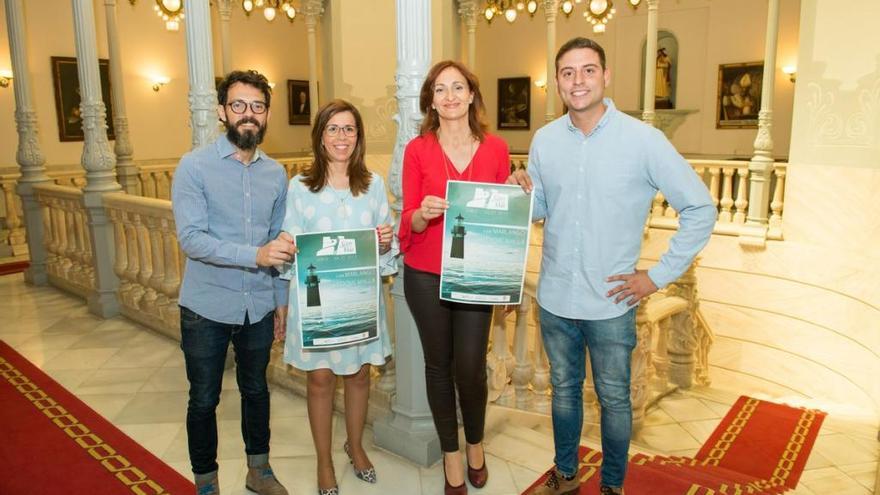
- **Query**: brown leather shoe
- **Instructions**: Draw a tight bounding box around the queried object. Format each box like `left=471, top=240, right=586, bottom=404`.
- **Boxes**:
left=444, top=456, right=468, bottom=495
left=529, top=468, right=579, bottom=495
left=466, top=447, right=488, bottom=488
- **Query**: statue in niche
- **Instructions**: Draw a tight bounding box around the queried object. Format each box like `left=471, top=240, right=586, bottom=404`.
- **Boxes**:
left=655, top=47, right=673, bottom=109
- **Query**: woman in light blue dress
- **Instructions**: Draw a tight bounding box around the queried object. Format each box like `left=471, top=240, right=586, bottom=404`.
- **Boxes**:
left=279, top=100, right=396, bottom=495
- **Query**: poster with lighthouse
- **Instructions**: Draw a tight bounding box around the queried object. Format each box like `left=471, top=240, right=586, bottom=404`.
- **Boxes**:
left=293, top=228, right=380, bottom=349
left=439, top=181, right=534, bottom=305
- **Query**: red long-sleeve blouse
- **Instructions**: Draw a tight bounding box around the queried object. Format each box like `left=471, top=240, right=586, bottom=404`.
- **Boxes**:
left=399, top=132, right=511, bottom=275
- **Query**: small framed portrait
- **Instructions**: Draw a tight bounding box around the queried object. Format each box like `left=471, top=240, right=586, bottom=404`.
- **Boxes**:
left=716, top=61, right=763, bottom=129
left=497, top=77, right=530, bottom=130
left=288, top=79, right=311, bottom=125
left=51, top=56, right=115, bottom=142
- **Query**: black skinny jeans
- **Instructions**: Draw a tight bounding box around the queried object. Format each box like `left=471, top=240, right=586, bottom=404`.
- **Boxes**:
left=403, top=265, right=493, bottom=452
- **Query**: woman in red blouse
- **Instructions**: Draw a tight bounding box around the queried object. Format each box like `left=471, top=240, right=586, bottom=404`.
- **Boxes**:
left=399, top=60, right=510, bottom=495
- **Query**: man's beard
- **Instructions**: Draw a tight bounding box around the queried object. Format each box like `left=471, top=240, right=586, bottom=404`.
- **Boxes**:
left=224, top=117, right=267, bottom=150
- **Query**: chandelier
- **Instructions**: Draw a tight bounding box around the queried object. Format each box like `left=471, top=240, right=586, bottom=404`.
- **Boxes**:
left=151, top=0, right=184, bottom=31
left=242, top=0, right=297, bottom=22
left=483, top=0, right=642, bottom=32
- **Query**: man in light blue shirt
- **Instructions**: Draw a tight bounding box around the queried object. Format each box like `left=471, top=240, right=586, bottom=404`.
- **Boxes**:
left=510, top=38, right=715, bottom=495
left=172, top=70, right=294, bottom=495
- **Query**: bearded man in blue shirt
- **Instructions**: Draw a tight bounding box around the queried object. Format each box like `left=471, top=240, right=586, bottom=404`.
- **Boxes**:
left=510, top=38, right=716, bottom=495
left=172, top=70, right=295, bottom=495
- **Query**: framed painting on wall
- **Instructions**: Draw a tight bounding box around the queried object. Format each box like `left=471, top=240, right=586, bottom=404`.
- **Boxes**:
left=716, top=61, right=763, bottom=129
left=497, top=77, right=530, bottom=130
left=288, top=79, right=311, bottom=125
left=51, top=56, right=115, bottom=142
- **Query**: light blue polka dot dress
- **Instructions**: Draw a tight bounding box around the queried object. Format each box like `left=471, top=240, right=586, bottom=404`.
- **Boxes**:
left=280, top=172, right=396, bottom=374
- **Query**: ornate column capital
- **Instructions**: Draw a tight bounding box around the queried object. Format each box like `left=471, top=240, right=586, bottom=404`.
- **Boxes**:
left=301, top=0, right=325, bottom=18
left=543, top=0, right=558, bottom=21
left=457, top=0, right=479, bottom=27
left=215, top=0, right=233, bottom=20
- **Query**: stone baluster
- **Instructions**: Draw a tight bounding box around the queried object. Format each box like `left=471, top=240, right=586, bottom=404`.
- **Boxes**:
left=733, top=168, right=749, bottom=225
left=136, top=214, right=156, bottom=313
left=651, top=192, right=665, bottom=220
left=79, top=208, right=96, bottom=289
left=631, top=304, right=653, bottom=430
left=531, top=304, right=551, bottom=413
left=2, top=181, right=26, bottom=255
left=110, top=208, right=129, bottom=299
left=718, top=167, right=735, bottom=223
left=768, top=168, right=785, bottom=238
left=160, top=217, right=181, bottom=327
left=124, top=213, right=144, bottom=308
left=486, top=307, right=514, bottom=405
left=145, top=216, right=167, bottom=316
left=511, top=298, right=535, bottom=409
left=64, top=200, right=80, bottom=281
left=707, top=168, right=721, bottom=210
left=157, top=172, right=171, bottom=200
left=740, top=0, right=780, bottom=247
left=41, top=202, right=55, bottom=273
left=49, top=200, right=65, bottom=276
left=664, top=264, right=699, bottom=389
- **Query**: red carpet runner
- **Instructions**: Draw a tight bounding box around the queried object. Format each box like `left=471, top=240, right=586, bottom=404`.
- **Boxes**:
left=523, top=396, right=826, bottom=494
left=0, top=340, right=194, bottom=495
left=0, top=260, right=29, bottom=276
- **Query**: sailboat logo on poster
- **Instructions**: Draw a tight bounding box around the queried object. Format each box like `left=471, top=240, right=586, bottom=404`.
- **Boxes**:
left=440, top=181, right=533, bottom=305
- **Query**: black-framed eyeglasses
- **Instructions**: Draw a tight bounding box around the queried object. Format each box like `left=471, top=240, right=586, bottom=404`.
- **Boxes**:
left=325, top=124, right=357, bottom=137
left=227, top=99, right=268, bottom=115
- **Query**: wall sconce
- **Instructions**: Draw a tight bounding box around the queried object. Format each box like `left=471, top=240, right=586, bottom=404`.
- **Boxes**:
left=0, top=69, right=12, bottom=88
left=268, top=81, right=276, bottom=89
left=782, top=65, right=796, bottom=83
left=151, top=75, right=170, bottom=92
left=534, top=79, right=547, bottom=92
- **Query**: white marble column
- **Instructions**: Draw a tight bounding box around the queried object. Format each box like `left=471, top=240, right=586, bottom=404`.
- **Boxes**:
left=302, top=0, right=324, bottom=122
left=216, top=0, right=234, bottom=75
left=543, top=0, right=558, bottom=123
left=104, top=0, right=137, bottom=194
left=740, top=0, right=779, bottom=247
left=641, top=0, right=659, bottom=126
left=4, top=0, right=51, bottom=285
left=373, top=0, right=440, bottom=468
left=72, top=0, right=123, bottom=317
left=183, top=0, right=218, bottom=148
left=457, top=0, right=478, bottom=68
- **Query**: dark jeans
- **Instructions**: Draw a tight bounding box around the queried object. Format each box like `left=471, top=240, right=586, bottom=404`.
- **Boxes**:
left=180, top=306, right=275, bottom=475
left=403, top=265, right=492, bottom=452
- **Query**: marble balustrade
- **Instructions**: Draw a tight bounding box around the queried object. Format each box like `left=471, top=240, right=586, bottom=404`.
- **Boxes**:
left=32, top=183, right=95, bottom=298
left=508, top=154, right=787, bottom=241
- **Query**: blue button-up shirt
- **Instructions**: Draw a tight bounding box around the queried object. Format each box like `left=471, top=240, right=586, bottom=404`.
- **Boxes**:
left=529, top=99, right=715, bottom=320
left=172, top=134, right=289, bottom=324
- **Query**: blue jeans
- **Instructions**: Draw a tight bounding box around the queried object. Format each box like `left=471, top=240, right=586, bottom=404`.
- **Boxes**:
left=180, top=306, right=275, bottom=475
left=539, top=306, right=636, bottom=488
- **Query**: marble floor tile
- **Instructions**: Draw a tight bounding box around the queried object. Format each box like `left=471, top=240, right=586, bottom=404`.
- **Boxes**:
left=117, top=422, right=184, bottom=459
left=75, top=367, right=156, bottom=395
left=798, top=466, right=872, bottom=494
left=77, top=392, right=137, bottom=421
left=633, top=423, right=702, bottom=451
left=42, top=367, right=96, bottom=392
left=840, top=461, right=879, bottom=490
left=658, top=397, right=721, bottom=422
left=16, top=331, right=87, bottom=351
left=102, top=343, right=176, bottom=369
left=678, top=418, right=722, bottom=445
left=68, top=326, right=139, bottom=349
left=113, top=391, right=189, bottom=424
left=140, top=366, right=190, bottom=393
left=40, top=347, right=119, bottom=370
left=813, top=432, right=880, bottom=467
